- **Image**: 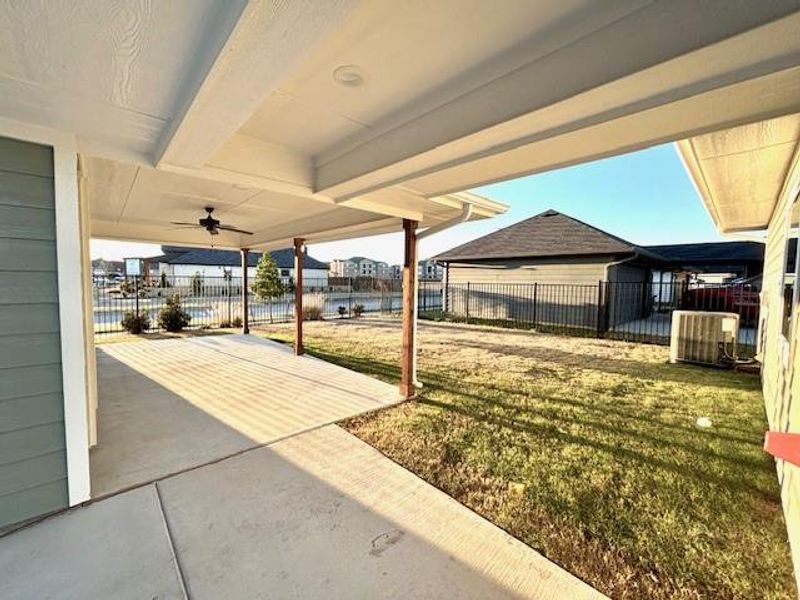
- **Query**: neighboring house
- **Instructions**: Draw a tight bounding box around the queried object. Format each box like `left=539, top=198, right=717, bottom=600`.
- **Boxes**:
left=152, top=246, right=329, bottom=285
left=90, top=258, right=123, bottom=277
left=329, top=257, right=394, bottom=279
left=435, top=210, right=763, bottom=286
left=418, top=259, right=443, bottom=280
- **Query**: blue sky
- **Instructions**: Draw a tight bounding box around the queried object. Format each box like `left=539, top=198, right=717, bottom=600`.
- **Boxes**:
left=91, top=143, right=723, bottom=263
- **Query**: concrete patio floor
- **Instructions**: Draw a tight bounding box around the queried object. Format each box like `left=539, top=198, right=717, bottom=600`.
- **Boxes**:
left=0, top=333, right=604, bottom=599
left=91, top=334, right=401, bottom=496
left=0, top=424, right=604, bottom=599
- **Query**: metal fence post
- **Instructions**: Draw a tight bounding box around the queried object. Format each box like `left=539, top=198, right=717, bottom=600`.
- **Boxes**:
left=134, top=275, right=140, bottom=319
left=466, top=282, right=471, bottom=320
left=348, top=277, right=353, bottom=317
left=596, top=280, right=605, bottom=338
left=227, top=276, right=232, bottom=324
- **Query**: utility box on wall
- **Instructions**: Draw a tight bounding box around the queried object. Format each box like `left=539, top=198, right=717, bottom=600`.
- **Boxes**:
left=670, top=311, right=739, bottom=367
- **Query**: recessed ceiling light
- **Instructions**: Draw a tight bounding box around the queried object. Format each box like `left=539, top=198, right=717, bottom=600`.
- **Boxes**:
left=333, top=65, right=366, bottom=88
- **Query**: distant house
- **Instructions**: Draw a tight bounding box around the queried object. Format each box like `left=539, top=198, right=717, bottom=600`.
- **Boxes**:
left=435, top=210, right=763, bottom=286
left=329, top=257, right=395, bottom=279
left=418, top=259, right=443, bottom=280
left=152, top=246, right=329, bottom=284
left=91, top=258, right=123, bottom=277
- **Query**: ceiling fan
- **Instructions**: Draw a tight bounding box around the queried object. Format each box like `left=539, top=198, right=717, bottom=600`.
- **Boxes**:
left=170, top=207, right=253, bottom=236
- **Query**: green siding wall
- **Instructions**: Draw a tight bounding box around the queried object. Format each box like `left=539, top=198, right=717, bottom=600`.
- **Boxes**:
left=0, top=136, right=68, bottom=527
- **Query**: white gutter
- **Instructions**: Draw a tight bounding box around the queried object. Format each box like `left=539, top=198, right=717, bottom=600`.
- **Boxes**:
left=412, top=203, right=473, bottom=387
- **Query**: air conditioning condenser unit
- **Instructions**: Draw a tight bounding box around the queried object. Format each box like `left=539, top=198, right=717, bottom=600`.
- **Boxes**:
left=670, top=311, right=739, bottom=367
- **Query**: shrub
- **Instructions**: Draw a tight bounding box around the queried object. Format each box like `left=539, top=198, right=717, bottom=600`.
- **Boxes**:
left=353, top=303, right=365, bottom=317
left=304, top=305, right=324, bottom=321
left=338, top=306, right=347, bottom=318
left=158, top=294, right=191, bottom=332
left=121, top=311, right=150, bottom=334
left=219, top=319, right=231, bottom=328
left=231, top=316, right=243, bottom=328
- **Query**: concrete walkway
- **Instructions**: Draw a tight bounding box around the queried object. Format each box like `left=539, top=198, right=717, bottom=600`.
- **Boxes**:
left=0, top=425, right=604, bottom=599
left=92, top=335, right=401, bottom=496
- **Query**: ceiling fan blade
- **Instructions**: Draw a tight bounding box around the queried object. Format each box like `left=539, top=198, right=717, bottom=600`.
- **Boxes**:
left=166, top=226, right=201, bottom=231
left=218, top=225, right=254, bottom=235
left=170, top=221, right=199, bottom=226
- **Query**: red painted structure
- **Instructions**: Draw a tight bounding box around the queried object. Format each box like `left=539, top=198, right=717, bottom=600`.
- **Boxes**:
left=764, top=432, right=800, bottom=467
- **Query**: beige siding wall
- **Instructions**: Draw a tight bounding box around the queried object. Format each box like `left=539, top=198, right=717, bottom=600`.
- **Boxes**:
left=448, top=257, right=611, bottom=285
left=445, top=257, right=613, bottom=327
left=759, top=153, right=800, bottom=589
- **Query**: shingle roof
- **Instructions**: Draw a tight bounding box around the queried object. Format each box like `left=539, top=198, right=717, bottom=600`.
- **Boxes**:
left=434, top=209, right=766, bottom=268
left=156, top=246, right=328, bottom=270
left=435, top=210, right=640, bottom=261
left=642, top=241, right=764, bottom=264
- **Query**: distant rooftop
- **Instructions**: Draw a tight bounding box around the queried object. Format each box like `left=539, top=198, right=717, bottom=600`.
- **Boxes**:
left=154, top=246, right=328, bottom=270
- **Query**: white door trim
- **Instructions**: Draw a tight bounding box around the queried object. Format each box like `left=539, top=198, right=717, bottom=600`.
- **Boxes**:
left=0, top=117, right=91, bottom=506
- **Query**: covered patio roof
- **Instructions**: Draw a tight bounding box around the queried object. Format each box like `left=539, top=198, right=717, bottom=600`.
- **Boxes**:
left=677, top=112, right=800, bottom=233
left=2, top=1, right=800, bottom=247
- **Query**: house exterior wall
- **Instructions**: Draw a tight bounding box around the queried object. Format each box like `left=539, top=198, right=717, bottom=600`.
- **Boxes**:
left=758, top=154, right=800, bottom=588
left=0, top=136, right=69, bottom=527
left=447, top=256, right=612, bottom=285
left=445, top=257, right=613, bottom=326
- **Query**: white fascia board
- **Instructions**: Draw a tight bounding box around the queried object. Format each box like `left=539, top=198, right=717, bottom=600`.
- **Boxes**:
left=315, top=5, right=800, bottom=199
left=674, top=139, right=724, bottom=232
left=430, top=191, right=508, bottom=219
left=0, top=118, right=91, bottom=506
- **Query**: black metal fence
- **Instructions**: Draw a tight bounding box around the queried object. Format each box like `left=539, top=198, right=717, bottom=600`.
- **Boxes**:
left=440, top=280, right=760, bottom=357
left=93, top=275, right=443, bottom=336
left=93, top=274, right=757, bottom=357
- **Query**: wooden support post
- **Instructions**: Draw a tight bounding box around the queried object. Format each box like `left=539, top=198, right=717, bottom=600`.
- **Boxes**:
left=241, top=248, right=250, bottom=334
left=294, top=238, right=304, bottom=356
left=400, top=219, right=418, bottom=399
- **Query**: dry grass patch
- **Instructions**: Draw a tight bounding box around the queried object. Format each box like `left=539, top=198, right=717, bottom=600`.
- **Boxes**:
left=255, top=317, right=793, bottom=600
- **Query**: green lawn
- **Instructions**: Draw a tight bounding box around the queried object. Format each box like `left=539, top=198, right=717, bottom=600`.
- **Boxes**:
left=256, top=318, right=793, bottom=599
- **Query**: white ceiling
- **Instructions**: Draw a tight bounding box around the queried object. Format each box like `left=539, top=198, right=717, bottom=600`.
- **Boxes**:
left=3, top=1, right=800, bottom=247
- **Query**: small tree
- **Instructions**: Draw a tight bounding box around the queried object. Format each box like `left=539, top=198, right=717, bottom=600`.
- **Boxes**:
left=158, top=294, right=191, bottom=332
left=252, top=253, right=284, bottom=323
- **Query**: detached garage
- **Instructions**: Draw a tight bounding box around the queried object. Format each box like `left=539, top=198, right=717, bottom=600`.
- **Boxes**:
left=435, top=210, right=661, bottom=286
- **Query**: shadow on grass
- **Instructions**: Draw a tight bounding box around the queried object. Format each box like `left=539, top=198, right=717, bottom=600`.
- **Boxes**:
left=304, top=347, right=771, bottom=485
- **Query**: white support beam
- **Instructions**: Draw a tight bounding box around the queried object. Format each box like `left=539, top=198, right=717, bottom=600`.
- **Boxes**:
left=407, top=64, right=800, bottom=197
left=156, top=0, right=357, bottom=170
left=315, top=4, right=800, bottom=199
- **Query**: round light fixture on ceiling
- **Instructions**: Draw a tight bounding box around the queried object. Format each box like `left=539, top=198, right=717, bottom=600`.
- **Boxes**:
left=333, top=65, right=366, bottom=87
